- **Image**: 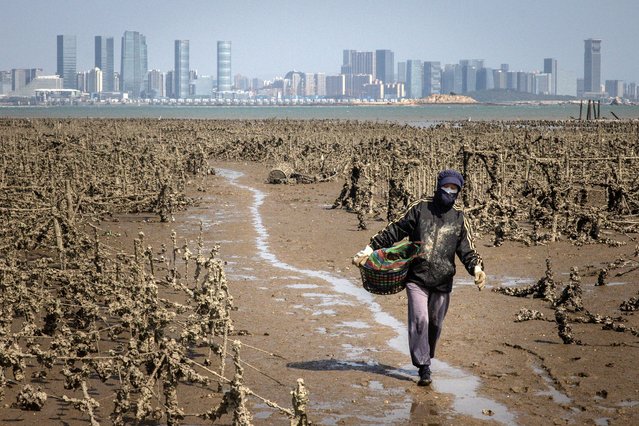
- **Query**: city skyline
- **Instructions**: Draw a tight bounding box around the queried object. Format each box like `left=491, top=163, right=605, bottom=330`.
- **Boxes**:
left=1, top=0, right=638, bottom=93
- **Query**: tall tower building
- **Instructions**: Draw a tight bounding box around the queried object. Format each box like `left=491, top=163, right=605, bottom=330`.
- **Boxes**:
left=121, top=31, right=148, bottom=98
left=405, top=60, right=423, bottom=99
left=165, top=70, right=175, bottom=99
left=57, top=35, right=77, bottom=89
left=315, top=73, right=326, bottom=97
left=422, top=61, right=441, bottom=96
left=87, top=68, right=103, bottom=94
left=217, top=41, right=232, bottom=92
left=584, top=39, right=601, bottom=93
left=147, top=70, right=165, bottom=98
left=174, top=40, right=189, bottom=98
left=544, top=58, right=558, bottom=95
left=342, top=50, right=375, bottom=78
left=397, top=62, right=406, bottom=83
left=95, top=36, right=114, bottom=92
left=375, top=49, right=394, bottom=84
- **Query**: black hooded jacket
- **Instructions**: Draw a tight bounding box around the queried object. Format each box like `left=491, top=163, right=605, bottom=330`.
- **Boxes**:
left=370, top=197, right=483, bottom=293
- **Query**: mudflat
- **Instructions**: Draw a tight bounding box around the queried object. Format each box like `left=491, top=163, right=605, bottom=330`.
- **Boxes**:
left=1, top=118, right=638, bottom=425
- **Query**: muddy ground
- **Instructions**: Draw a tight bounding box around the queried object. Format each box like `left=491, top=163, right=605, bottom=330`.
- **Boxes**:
left=3, top=160, right=638, bottom=426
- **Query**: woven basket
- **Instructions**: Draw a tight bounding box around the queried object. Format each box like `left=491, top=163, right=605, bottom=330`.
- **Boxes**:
left=360, top=265, right=408, bottom=295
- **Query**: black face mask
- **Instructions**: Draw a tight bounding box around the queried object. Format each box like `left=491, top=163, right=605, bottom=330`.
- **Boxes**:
left=435, top=187, right=458, bottom=208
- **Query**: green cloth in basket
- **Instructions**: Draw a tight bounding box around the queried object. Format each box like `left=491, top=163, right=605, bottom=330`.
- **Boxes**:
left=363, top=240, right=423, bottom=271
left=360, top=241, right=424, bottom=295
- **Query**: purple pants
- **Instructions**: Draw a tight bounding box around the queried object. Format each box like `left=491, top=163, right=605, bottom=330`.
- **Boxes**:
left=406, top=282, right=451, bottom=368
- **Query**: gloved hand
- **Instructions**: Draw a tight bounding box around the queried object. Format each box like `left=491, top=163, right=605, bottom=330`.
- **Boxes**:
left=474, top=265, right=486, bottom=291
left=352, top=245, right=373, bottom=267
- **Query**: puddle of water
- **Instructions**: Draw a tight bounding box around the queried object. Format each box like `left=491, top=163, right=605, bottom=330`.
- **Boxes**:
left=336, top=321, right=371, bottom=329
left=531, top=364, right=571, bottom=405
left=287, top=283, right=320, bottom=289
left=594, top=418, right=610, bottom=426
left=618, top=400, right=639, bottom=407
left=217, top=168, right=517, bottom=425
left=368, top=380, right=384, bottom=391
left=302, top=292, right=353, bottom=307
left=226, top=274, right=258, bottom=281
left=312, top=309, right=337, bottom=316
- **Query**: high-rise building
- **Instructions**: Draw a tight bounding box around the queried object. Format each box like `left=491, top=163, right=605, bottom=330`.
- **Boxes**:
left=384, top=82, right=404, bottom=99
left=533, top=73, right=551, bottom=95
left=57, top=35, right=77, bottom=89
left=87, top=68, right=103, bottom=94
left=342, top=50, right=376, bottom=78
left=405, top=60, right=423, bottom=99
left=422, top=61, right=441, bottom=96
left=165, top=70, right=174, bottom=98
left=476, top=68, right=494, bottom=91
left=11, top=68, right=42, bottom=92
left=76, top=72, right=87, bottom=93
left=234, top=74, right=249, bottom=91
left=584, top=39, right=602, bottom=93
left=147, top=69, right=164, bottom=98
left=121, top=31, right=148, bottom=98
left=95, top=36, right=114, bottom=92
left=605, top=80, right=624, bottom=97
left=217, top=41, right=232, bottom=92
left=0, top=71, right=11, bottom=94
left=174, top=40, right=189, bottom=98
left=363, top=82, right=384, bottom=100
left=626, top=82, right=637, bottom=100
left=492, top=69, right=506, bottom=89
left=441, top=64, right=462, bottom=94
left=315, top=73, right=326, bottom=97
left=351, top=74, right=373, bottom=98
left=461, top=66, right=477, bottom=93
left=500, top=64, right=509, bottom=72
left=303, top=73, right=315, bottom=96
left=506, top=71, right=518, bottom=90
left=517, top=72, right=533, bottom=93
left=397, top=62, right=406, bottom=84
left=326, top=75, right=345, bottom=97
left=375, top=49, right=394, bottom=84
left=543, top=58, right=558, bottom=95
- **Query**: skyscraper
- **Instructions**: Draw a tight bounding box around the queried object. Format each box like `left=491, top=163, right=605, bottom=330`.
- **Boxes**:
left=476, top=68, right=494, bottom=91
left=397, top=62, right=406, bottom=84
left=87, top=68, right=103, bottom=94
left=441, top=64, right=462, bottom=94
left=165, top=70, right=175, bottom=99
left=95, top=36, right=114, bottom=92
left=147, top=69, right=165, bottom=98
left=405, top=60, right=423, bottom=99
left=174, top=40, right=189, bottom=98
left=11, top=68, right=41, bottom=92
left=57, top=35, right=77, bottom=89
left=217, top=41, right=232, bottom=92
left=342, top=50, right=375, bottom=78
left=543, top=58, right=558, bottom=95
left=315, top=73, right=326, bottom=97
left=375, top=49, right=394, bottom=84
left=121, top=31, right=148, bottom=98
left=422, top=61, right=441, bottom=96
left=326, top=75, right=345, bottom=97
left=584, top=39, right=602, bottom=93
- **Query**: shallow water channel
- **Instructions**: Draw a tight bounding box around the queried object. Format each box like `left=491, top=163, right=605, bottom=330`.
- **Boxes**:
left=210, top=168, right=519, bottom=425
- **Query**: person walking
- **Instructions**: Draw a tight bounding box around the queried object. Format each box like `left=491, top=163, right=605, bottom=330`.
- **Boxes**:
left=353, top=169, right=485, bottom=386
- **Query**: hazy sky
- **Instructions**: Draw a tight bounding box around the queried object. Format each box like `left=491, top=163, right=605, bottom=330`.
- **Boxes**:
left=2, top=0, right=638, bottom=91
